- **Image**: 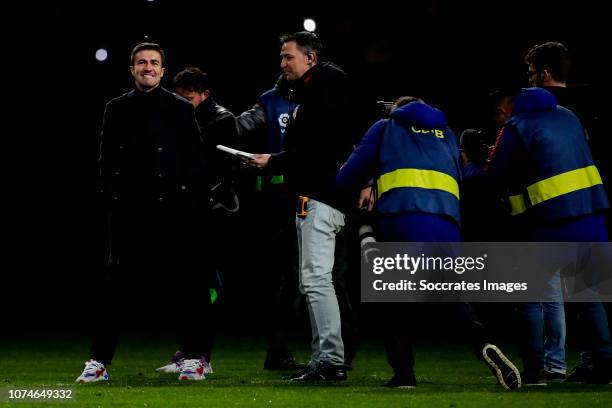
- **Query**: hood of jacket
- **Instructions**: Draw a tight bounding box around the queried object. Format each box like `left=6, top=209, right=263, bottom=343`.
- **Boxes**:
left=390, top=100, right=448, bottom=128
left=512, top=87, right=558, bottom=115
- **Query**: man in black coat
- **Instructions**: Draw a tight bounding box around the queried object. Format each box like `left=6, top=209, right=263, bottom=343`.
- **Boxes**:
left=250, top=31, right=354, bottom=382
left=173, top=67, right=240, bottom=191
left=76, top=42, right=211, bottom=383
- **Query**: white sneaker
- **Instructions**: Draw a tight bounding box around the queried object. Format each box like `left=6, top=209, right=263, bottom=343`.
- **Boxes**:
left=156, top=360, right=182, bottom=373
left=157, top=354, right=212, bottom=375
left=178, top=359, right=206, bottom=381
left=155, top=350, right=184, bottom=373
left=75, top=359, right=109, bottom=383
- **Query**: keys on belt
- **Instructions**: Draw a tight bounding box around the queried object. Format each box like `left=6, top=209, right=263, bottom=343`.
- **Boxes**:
left=297, top=195, right=309, bottom=218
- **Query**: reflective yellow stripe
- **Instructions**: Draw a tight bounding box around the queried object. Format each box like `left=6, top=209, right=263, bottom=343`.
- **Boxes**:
left=527, top=165, right=602, bottom=206
left=508, top=194, right=527, bottom=216
left=377, top=168, right=460, bottom=200
left=508, top=165, right=602, bottom=216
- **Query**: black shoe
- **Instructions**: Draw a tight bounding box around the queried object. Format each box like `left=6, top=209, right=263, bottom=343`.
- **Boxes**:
left=586, top=364, right=612, bottom=384
left=264, top=354, right=308, bottom=370
left=521, top=369, right=547, bottom=386
left=344, top=350, right=356, bottom=371
left=290, top=361, right=347, bottom=382
left=565, top=365, right=612, bottom=384
left=344, top=358, right=354, bottom=371
left=544, top=370, right=566, bottom=382
left=481, top=344, right=522, bottom=389
left=382, top=373, right=417, bottom=389
left=565, top=366, right=592, bottom=383
left=283, top=366, right=314, bottom=380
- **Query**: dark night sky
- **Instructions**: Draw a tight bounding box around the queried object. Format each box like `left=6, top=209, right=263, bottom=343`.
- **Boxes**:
left=5, top=1, right=608, bottom=330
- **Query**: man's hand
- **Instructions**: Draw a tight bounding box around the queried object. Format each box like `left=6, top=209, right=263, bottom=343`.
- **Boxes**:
left=358, top=186, right=375, bottom=211
left=248, top=154, right=271, bottom=169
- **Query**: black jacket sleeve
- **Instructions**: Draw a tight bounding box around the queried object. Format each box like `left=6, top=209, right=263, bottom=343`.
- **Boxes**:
left=236, top=103, right=266, bottom=137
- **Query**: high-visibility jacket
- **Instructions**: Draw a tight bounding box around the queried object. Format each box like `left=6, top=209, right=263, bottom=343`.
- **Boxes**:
left=376, top=101, right=462, bottom=225
left=505, top=88, right=608, bottom=220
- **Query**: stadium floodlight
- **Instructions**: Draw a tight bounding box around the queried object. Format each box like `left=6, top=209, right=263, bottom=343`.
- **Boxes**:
left=303, top=18, right=316, bottom=32
left=95, top=48, right=108, bottom=62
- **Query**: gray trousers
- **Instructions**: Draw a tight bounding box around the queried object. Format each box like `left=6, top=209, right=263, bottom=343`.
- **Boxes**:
left=296, top=199, right=345, bottom=366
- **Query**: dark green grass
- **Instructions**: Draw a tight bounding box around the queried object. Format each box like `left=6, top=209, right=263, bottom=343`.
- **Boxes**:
left=1, top=336, right=611, bottom=407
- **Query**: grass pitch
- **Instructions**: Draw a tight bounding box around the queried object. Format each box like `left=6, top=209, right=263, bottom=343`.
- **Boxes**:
left=1, top=336, right=611, bottom=407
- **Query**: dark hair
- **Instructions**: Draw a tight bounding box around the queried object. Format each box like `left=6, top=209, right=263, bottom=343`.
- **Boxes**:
left=280, top=31, right=323, bottom=58
left=460, top=129, right=489, bottom=165
left=524, top=42, right=571, bottom=83
left=488, top=86, right=518, bottom=103
left=130, top=42, right=165, bottom=66
left=173, top=67, right=210, bottom=93
left=392, top=96, right=422, bottom=110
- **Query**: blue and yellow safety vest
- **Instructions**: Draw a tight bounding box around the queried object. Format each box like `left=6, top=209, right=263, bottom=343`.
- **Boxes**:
left=376, top=109, right=462, bottom=225
left=506, top=103, right=608, bottom=219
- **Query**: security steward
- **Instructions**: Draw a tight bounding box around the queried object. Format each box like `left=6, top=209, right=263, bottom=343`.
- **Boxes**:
left=487, top=87, right=611, bottom=385
left=337, top=96, right=521, bottom=390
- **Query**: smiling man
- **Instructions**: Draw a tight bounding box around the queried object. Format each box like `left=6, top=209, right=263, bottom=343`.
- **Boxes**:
left=131, top=47, right=165, bottom=91
left=76, top=42, right=211, bottom=383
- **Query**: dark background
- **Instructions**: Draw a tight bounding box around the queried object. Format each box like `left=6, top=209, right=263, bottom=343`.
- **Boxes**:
left=5, top=1, right=608, bottom=340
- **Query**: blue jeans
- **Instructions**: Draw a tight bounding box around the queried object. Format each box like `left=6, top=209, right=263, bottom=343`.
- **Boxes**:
left=520, top=266, right=567, bottom=373
left=543, top=301, right=566, bottom=373
left=526, top=214, right=612, bottom=371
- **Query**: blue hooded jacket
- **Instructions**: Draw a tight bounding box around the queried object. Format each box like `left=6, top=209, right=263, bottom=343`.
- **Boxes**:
left=377, top=101, right=461, bottom=224
left=489, top=87, right=608, bottom=221
left=337, top=100, right=461, bottom=225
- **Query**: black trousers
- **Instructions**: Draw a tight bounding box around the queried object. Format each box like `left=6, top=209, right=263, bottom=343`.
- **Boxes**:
left=252, top=189, right=303, bottom=357
left=382, top=303, right=489, bottom=376
left=90, top=206, right=213, bottom=366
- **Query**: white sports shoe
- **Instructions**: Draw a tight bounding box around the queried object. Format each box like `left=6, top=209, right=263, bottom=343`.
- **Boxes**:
left=156, top=360, right=183, bottom=373
left=156, top=350, right=184, bottom=373
left=75, top=359, right=109, bottom=383
left=157, top=354, right=213, bottom=375
left=178, top=359, right=206, bottom=381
